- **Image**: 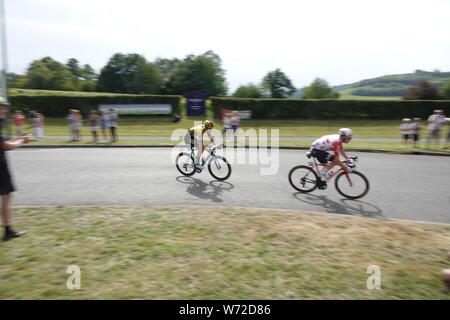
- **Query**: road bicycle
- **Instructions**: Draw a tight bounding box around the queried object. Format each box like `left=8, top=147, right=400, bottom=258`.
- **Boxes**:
left=175, top=144, right=232, bottom=181
left=288, top=152, right=369, bottom=199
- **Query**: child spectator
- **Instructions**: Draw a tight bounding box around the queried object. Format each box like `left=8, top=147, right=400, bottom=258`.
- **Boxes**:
left=400, top=118, right=414, bottom=146
left=411, top=118, right=422, bottom=147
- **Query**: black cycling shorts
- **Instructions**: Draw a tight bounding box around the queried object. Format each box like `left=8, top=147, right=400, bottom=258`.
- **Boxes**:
left=310, top=148, right=335, bottom=164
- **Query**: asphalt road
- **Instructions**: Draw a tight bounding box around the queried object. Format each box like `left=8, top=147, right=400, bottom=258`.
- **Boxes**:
left=8, top=147, right=450, bottom=224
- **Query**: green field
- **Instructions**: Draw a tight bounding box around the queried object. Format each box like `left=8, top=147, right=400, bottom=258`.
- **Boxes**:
left=16, top=117, right=450, bottom=154
left=337, top=89, right=402, bottom=101
left=1, top=206, right=449, bottom=299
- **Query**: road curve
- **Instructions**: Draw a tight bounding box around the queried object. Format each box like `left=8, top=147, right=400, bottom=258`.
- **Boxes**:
left=9, top=147, right=450, bottom=224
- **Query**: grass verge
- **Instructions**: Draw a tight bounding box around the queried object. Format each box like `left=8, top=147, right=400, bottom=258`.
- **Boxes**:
left=1, top=206, right=449, bottom=299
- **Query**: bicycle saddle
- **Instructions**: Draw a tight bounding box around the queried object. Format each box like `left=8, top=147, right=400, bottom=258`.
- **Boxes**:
left=306, top=151, right=312, bottom=158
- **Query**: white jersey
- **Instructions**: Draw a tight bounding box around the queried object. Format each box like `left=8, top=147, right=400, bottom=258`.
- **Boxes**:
left=311, top=134, right=343, bottom=152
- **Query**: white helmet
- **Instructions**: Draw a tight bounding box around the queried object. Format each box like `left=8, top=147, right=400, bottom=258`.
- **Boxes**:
left=338, top=128, right=353, bottom=137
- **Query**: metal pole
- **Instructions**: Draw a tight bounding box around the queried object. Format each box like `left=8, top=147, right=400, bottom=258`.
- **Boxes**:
left=0, top=0, right=8, bottom=101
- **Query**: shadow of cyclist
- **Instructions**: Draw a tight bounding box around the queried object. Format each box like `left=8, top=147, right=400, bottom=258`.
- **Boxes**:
left=176, top=176, right=234, bottom=203
left=292, top=192, right=384, bottom=218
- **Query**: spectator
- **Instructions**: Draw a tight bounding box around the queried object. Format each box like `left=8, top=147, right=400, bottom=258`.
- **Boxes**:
left=0, top=101, right=32, bottom=241
left=229, top=110, right=241, bottom=145
left=74, top=110, right=83, bottom=141
left=12, top=110, right=25, bottom=137
left=222, top=112, right=232, bottom=143
left=67, top=109, right=77, bottom=141
left=89, top=110, right=100, bottom=142
left=99, top=110, right=108, bottom=142
left=445, top=118, right=450, bottom=149
left=108, top=108, right=119, bottom=142
left=400, top=118, right=413, bottom=146
left=426, top=109, right=446, bottom=148
left=411, top=118, right=422, bottom=148
left=33, top=113, right=45, bottom=140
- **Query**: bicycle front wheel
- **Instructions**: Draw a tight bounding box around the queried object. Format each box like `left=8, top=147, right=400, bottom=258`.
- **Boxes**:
left=208, top=156, right=231, bottom=181
left=334, top=171, right=369, bottom=199
left=175, top=152, right=196, bottom=176
left=288, top=165, right=318, bottom=193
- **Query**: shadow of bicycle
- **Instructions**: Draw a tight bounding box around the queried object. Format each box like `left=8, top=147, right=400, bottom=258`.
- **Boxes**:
left=176, top=176, right=234, bottom=203
left=292, top=192, right=385, bottom=219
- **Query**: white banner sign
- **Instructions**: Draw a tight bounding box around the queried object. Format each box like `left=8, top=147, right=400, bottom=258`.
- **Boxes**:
left=99, top=104, right=172, bottom=115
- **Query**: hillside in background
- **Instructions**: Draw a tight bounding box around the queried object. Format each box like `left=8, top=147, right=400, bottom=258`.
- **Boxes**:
left=290, top=70, right=450, bottom=100
left=334, top=69, right=450, bottom=99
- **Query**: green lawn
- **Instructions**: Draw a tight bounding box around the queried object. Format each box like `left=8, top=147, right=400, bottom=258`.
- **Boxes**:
left=16, top=117, right=432, bottom=138
left=1, top=206, right=449, bottom=299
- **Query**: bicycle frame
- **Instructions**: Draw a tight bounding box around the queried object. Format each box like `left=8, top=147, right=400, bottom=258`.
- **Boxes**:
left=308, top=155, right=355, bottom=186
left=188, top=145, right=222, bottom=169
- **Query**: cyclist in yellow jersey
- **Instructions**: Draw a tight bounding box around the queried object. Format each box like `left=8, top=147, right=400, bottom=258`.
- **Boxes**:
left=184, top=120, right=215, bottom=169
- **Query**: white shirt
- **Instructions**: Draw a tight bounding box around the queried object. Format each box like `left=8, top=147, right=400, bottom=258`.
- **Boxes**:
left=427, top=114, right=446, bottom=131
left=311, top=134, right=342, bottom=152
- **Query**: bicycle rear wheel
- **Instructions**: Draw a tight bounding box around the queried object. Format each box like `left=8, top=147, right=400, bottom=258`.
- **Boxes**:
left=208, top=156, right=231, bottom=181
left=288, top=165, right=318, bottom=193
left=175, top=152, right=196, bottom=176
left=334, top=171, right=369, bottom=199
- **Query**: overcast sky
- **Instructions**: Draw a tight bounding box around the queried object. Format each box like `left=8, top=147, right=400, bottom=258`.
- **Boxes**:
left=3, top=0, right=450, bottom=92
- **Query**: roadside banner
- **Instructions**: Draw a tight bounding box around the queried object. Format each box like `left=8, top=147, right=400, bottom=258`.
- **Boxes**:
left=98, top=104, right=172, bottom=115
left=185, top=91, right=207, bottom=116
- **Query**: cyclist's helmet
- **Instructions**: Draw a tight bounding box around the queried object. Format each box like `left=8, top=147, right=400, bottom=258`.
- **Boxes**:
left=203, top=120, right=214, bottom=129
left=338, top=128, right=353, bottom=138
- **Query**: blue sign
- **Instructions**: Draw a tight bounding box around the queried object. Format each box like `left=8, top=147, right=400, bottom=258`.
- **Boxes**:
left=185, top=91, right=207, bottom=116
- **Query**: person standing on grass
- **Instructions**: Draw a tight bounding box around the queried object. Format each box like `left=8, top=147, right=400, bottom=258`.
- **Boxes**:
left=67, top=109, right=77, bottom=141
left=229, top=110, right=241, bottom=145
left=34, top=113, right=45, bottom=140
left=99, top=110, right=108, bottom=142
left=445, top=118, right=450, bottom=149
left=400, top=118, right=413, bottom=146
left=411, top=118, right=422, bottom=148
left=0, top=101, right=32, bottom=241
left=89, top=110, right=100, bottom=142
left=12, top=110, right=25, bottom=138
left=426, top=109, right=446, bottom=148
left=108, top=108, right=119, bottom=142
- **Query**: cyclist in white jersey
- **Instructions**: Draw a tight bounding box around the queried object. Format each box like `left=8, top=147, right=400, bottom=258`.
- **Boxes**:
left=309, top=128, right=353, bottom=181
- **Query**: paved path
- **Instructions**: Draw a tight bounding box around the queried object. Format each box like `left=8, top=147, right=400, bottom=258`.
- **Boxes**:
left=9, top=148, right=450, bottom=224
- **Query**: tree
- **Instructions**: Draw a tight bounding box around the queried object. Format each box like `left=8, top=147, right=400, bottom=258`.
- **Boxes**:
left=441, top=80, right=450, bottom=99
left=261, top=69, right=296, bottom=98
left=97, top=53, right=163, bottom=93
left=233, top=83, right=265, bottom=98
left=66, top=58, right=82, bottom=79
left=163, top=51, right=227, bottom=96
left=402, top=81, right=442, bottom=100
left=25, top=57, right=76, bottom=91
left=302, top=78, right=339, bottom=99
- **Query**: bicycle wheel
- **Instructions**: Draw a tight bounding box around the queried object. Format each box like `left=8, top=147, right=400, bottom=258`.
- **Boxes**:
left=175, top=152, right=196, bottom=176
left=334, top=170, right=369, bottom=199
left=208, top=156, right=231, bottom=181
left=288, top=165, right=318, bottom=193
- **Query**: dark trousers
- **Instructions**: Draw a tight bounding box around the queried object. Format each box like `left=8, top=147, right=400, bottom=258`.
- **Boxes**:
left=110, top=127, right=117, bottom=142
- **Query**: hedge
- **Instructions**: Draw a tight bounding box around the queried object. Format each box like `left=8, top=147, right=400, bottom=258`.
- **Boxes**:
left=210, top=97, right=450, bottom=120
left=9, top=94, right=182, bottom=117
